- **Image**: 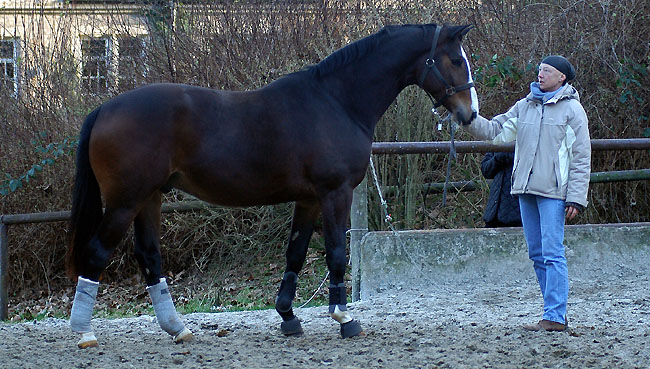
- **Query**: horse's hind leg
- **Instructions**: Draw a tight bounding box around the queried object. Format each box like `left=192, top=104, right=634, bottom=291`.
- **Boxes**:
left=275, top=200, right=320, bottom=336
left=71, top=207, right=138, bottom=348
left=133, top=192, right=192, bottom=343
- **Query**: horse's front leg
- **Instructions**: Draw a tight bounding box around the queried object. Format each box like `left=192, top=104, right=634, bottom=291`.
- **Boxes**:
left=276, top=200, right=320, bottom=336
left=321, top=188, right=363, bottom=338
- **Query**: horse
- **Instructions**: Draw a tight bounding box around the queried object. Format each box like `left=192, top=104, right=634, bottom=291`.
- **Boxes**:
left=66, top=23, right=478, bottom=349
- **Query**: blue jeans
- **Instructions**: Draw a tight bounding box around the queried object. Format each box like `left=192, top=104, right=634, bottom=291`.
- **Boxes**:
left=519, top=194, right=568, bottom=324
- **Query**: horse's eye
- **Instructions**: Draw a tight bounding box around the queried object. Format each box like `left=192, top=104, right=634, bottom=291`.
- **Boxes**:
left=451, top=59, right=463, bottom=67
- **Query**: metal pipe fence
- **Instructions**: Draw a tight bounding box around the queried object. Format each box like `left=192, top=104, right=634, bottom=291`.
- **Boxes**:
left=371, top=138, right=650, bottom=154
left=2, top=138, right=650, bottom=319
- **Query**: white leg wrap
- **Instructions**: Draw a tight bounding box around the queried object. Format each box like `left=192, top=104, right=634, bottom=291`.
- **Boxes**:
left=147, top=278, right=187, bottom=338
left=70, top=277, right=99, bottom=334
left=330, top=305, right=353, bottom=324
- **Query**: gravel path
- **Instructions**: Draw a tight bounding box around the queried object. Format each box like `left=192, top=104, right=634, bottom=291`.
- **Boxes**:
left=2, top=245, right=649, bottom=368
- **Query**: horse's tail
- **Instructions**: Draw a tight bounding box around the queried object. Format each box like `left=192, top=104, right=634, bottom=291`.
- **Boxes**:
left=66, top=107, right=103, bottom=280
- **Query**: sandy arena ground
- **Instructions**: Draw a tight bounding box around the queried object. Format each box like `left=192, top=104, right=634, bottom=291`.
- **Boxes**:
left=2, top=246, right=649, bottom=369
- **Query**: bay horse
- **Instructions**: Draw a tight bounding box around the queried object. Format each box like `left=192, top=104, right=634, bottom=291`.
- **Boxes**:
left=66, top=23, right=478, bottom=348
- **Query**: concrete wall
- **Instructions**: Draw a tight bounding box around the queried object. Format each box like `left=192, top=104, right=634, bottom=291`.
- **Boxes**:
left=357, top=223, right=650, bottom=300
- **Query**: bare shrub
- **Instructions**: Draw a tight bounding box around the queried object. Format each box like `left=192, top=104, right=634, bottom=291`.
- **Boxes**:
left=0, top=0, right=648, bottom=300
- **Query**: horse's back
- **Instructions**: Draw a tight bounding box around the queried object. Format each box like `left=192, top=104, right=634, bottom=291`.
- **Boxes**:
left=87, top=80, right=370, bottom=207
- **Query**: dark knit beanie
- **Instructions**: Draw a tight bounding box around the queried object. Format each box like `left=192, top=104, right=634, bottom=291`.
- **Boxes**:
left=541, top=55, right=576, bottom=83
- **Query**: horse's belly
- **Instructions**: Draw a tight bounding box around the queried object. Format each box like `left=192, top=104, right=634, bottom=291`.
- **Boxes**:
left=169, top=173, right=315, bottom=207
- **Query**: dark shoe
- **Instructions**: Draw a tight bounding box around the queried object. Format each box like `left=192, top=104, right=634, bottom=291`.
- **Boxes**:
left=523, top=319, right=567, bottom=332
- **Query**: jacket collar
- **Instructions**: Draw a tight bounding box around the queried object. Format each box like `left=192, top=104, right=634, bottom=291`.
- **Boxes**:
left=526, top=83, right=579, bottom=105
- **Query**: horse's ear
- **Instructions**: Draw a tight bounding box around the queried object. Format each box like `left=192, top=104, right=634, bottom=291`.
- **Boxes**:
left=448, top=24, right=474, bottom=41
left=460, top=24, right=473, bottom=37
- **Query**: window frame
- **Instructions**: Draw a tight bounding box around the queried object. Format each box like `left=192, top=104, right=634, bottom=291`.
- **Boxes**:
left=80, top=36, right=112, bottom=94
left=0, top=39, right=20, bottom=97
left=117, top=34, right=148, bottom=91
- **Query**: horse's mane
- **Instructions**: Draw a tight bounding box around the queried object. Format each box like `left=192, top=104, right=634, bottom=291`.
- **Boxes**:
left=301, top=24, right=435, bottom=78
left=306, top=28, right=389, bottom=77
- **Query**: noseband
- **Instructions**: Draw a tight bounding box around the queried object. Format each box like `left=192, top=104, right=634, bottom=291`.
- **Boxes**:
left=418, top=25, right=475, bottom=109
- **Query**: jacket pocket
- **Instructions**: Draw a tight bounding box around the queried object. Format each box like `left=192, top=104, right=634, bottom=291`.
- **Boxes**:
left=511, top=158, right=519, bottom=189
left=553, top=158, right=561, bottom=190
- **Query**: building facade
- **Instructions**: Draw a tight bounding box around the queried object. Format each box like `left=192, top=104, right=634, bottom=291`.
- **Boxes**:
left=0, top=0, right=156, bottom=97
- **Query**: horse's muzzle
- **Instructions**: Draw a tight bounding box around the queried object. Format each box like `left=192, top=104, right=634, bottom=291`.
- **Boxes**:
left=457, top=110, right=477, bottom=126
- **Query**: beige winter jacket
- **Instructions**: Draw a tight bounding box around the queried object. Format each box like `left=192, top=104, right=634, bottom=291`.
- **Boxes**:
left=464, top=84, right=591, bottom=207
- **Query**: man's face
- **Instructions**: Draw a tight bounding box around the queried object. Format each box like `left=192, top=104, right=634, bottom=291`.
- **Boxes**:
left=538, top=63, right=566, bottom=92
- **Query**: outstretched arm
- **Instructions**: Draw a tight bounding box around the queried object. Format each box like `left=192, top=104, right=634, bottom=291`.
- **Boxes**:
left=463, top=101, right=520, bottom=144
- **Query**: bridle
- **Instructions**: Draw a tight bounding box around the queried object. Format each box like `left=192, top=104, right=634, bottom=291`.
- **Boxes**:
left=417, top=25, right=476, bottom=206
left=418, top=25, right=475, bottom=109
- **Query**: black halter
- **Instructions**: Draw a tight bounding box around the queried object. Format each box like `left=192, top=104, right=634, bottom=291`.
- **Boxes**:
left=418, top=25, right=475, bottom=109
left=418, top=25, right=476, bottom=207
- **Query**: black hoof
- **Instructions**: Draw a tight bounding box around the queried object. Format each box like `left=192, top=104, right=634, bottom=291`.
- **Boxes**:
left=340, top=319, right=363, bottom=338
left=280, top=317, right=303, bottom=336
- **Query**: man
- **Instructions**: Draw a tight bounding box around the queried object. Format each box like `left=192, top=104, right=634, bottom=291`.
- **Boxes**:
left=463, top=55, right=591, bottom=331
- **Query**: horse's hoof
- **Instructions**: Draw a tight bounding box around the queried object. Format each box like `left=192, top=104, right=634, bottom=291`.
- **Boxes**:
left=280, top=317, right=303, bottom=336
left=77, top=332, right=98, bottom=349
left=340, top=319, right=363, bottom=338
left=174, top=327, right=194, bottom=343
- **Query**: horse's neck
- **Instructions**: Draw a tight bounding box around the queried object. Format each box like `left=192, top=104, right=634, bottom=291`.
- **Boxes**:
left=320, top=36, right=423, bottom=135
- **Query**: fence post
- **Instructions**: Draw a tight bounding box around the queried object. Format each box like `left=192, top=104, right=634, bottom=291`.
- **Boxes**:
left=0, top=219, right=8, bottom=321
left=350, top=176, right=368, bottom=302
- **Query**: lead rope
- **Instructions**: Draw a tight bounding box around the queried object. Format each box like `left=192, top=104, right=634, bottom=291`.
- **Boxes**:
left=368, top=155, right=449, bottom=294
left=369, top=156, right=392, bottom=225
left=299, top=151, right=454, bottom=308
left=441, top=117, right=456, bottom=206
left=369, top=156, right=426, bottom=275
left=297, top=271, right=329, bottom=309
left=428, top=104, right=455, bottom=207
left=299, top=113, right=455, bottom=308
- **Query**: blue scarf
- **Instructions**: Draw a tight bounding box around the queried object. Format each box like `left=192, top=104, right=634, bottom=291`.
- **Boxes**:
left=530, top=82, right=562, bottom=103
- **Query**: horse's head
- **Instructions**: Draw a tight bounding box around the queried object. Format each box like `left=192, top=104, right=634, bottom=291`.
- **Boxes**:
left=417, top=24, right=478, bottom=125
